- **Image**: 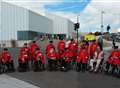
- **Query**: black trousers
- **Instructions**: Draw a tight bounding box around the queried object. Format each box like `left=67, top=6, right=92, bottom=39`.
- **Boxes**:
left=48, top=59, right=57, bottom=71
left=1, top=60, right=15, bottom=72
left=33, top=60, right=45, bottom=71
left=76, top=61, right=87, bottom=72
left=105, top=62, right=111, bottom=73
left=111, top=65, right=119, bottom=74
left=0, top=62, right=2, bottom=74
left=18, top=62, right=28, bottom=72
left=6, top=61, right=14, bottom=71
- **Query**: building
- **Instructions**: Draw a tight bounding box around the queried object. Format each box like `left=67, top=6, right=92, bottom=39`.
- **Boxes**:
left=46, top=13, right=74, bottom=38
left=0, top=1, right=74, bottom=47
left=0, top=1, right=53, bottom=41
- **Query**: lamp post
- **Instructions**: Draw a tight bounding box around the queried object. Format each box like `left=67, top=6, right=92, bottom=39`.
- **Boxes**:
left=101, top=11, right=105, bottom=34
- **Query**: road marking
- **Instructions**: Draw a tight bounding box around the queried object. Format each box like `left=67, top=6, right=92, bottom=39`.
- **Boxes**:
left=0, top=74, right=40, bottom=88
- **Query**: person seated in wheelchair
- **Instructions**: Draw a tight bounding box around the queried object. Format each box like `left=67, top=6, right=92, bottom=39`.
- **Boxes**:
left=1, top=48, right=15, bottom=72
left=76, top=47, right=88, bottom=72
left=89, top=46, right=104, bottom=72
left=47, top=48, right=58, bottom=71
left=18, top=51, right=29, bottom=72
left=105, top=46, right=119, bottom=73
left=33, top=48, right=45, bottom=72
left=106, top=46, right=119, bottom=74
left=60, top=48, right=73, bottom=71
left=0, top=52, right=3, bottom=74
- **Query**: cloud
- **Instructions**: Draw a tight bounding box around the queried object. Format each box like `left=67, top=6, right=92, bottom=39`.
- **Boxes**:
left=76, top=0, right=120, bottom=32
left=2, top=0, right=60, bottom=15
left=47, top=0, right=120, bottom=32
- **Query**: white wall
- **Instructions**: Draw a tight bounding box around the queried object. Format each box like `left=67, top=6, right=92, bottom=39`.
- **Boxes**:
left=46, top=13, right=74, bottom=36
left=0, top=1, right=53, bottom=42
left=1, top=1, right=29, bottom=41
left=29, top=10, right=53, bottom=34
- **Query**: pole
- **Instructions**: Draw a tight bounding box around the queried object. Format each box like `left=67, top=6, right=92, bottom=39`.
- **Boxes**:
left=101, top=11, right=104, bottom=34
left=77, top=15, right=79, bottom=43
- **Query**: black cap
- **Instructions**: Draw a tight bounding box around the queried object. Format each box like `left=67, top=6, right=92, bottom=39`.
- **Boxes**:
left=71, top=38, right=74, bottom=41
left=82, top=47, right=86, bottom=50
left=33, top=41, right=36, bottom=43
left=36, top=48, right=40, bottom=51
left=114, top=46, right=118, bottom=49
left=4, top=48, right=8, bottom=51
left=24, top=43, right=27, bottom=46
left=49, top=40, right=53, bottom=43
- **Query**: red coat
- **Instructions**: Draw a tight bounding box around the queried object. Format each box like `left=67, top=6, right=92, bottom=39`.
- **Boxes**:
left=68, top=42, right=78, bottom=52
left=89, top=43, right=98, bottom=56
left=46, top=44, right=55, bottom=54
left=1, top=52, right=11, bottom=64
left=68, top=42, right=78, bottom=58
left=79, top=44, right=89, bottom=55
left=18, top=52, right=29, bottom=64
left=63, top=50, right=73, bottom=63
left=30, top=43, right=39, bottom=57
left=58, top=50, right=64, bottom=59
left=47, top=51, right=57, bottom=60
left=57, top=41, right=65, bottom=51
left=76, top=51, right=88, bottom=64
left=35, top=51, right=45, bottom=64
left=20, top=47, right=30, bottom=53
left=20, top=47, right=30, bottom=60
left=108, top=51, right=119, bottom=65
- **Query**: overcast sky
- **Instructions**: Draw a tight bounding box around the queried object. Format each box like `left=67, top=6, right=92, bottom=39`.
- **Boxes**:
left=1, top=0, right=120, bottom=32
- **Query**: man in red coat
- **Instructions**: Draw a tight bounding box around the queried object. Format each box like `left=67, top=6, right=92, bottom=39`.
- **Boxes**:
left=18, top=51, right=29, bottom=72
left=20, top=43, right=30, bottom=66
left=1, top=48, right=14, bottom=72
left=57, top=39, right=65, bottom=52
left=0, top=52, right=2, bottom=74
left=68, top=39, right=78, bottom=61
left=61, top=48, right=73, bottom=71
left=76, top=47, right=88, bottom=72
left=57, top=39, right=65, bottom=66
left=30, top=41, right=39, bottom=60
left=106, top=46, right=119, bottom=74
left=46, top=41, right=55, bottom=55
left=33, top=48, right=45, bottom=71
left=80, top=41, right=89, bottom=55
left=47, top=48, right=57, bottom=71
left=29, top=41, right=39, bottom=67
left=89, top=40, right=98, bottom=59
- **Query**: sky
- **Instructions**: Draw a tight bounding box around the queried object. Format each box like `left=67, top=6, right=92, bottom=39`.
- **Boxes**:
left=1, top=0, right=120, bottom=32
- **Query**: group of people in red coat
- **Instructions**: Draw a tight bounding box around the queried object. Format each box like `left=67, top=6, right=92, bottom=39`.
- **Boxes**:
left=0, top=38, right=120, bottom=77
left=18, top=41, right=45, bottom=72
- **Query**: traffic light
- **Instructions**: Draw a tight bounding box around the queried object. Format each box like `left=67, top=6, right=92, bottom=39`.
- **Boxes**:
left=107, top=25, right=111, bottom=32
left=74, top=23, right=79, bottom=31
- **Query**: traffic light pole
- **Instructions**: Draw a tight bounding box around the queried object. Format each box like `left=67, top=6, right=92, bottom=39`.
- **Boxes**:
left=77, top=15, right=79, bottom=43
left=76, top=28, right=79, bottom=43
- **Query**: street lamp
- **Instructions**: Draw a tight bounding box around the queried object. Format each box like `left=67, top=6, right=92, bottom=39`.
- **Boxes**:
left=101, top=11, right=105, bottom=34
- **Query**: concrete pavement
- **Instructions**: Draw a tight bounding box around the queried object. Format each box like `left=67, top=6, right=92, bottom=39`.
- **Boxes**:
left=0, top=74, right=39, bottom=88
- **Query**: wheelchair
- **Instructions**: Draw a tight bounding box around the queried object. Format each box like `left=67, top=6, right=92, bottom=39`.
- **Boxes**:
left=0, top=60, right=15, bottom=73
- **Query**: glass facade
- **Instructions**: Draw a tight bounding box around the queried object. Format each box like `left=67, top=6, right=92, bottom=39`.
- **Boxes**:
left=17, top=31, right=38, bottom=40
